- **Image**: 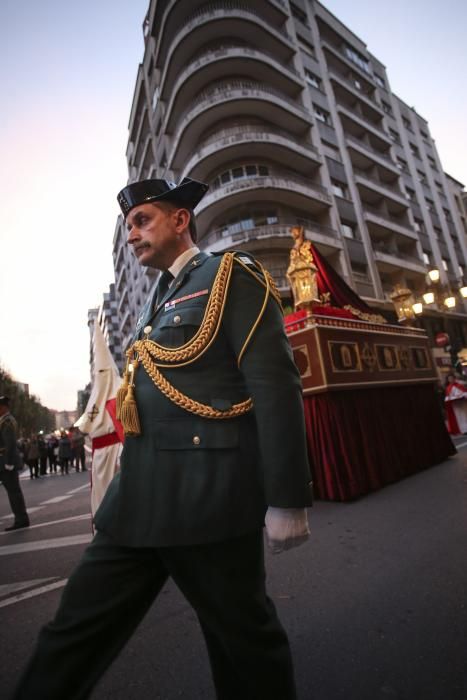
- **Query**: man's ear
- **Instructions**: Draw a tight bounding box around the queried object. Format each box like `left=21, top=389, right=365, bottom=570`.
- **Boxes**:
left=173, top=207, right=191, bottom=233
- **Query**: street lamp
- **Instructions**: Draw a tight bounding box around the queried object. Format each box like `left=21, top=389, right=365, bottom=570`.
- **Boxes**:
left=422, top=290, right=435, bottom=305
left=428, top=268, right=440, bottom=282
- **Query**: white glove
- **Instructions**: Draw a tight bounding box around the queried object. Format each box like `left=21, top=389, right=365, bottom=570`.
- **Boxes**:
left=265, top=507, right=310, bottom=554
left=4, top=464, right=15, bottom=471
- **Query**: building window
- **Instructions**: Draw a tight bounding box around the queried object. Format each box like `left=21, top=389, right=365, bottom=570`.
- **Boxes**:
left=426, top=198, right=435, bottom=212
left=381, top=100, right=392, bottom=115
left=341, top=223, right=355, bottom=239
left=291, top=3, right=309, bottom=26
left=313, top=106, right=330, bottom=124
left=420, top=128, right=429, bottom=139
left=443, top=208, right=452, bottom=221
left=459, top=265, right=464, bottom=277
left=304, top=69, right=321, bottom=89
left=152, top=88, right=159, bottom=112
left=423, top=252, right=430, bottom=265
left=374, top=73, right=385, bottom=88
left=396, top=157, right=408, bottom=172
left=405, top=187, right=415, bottom=201
left=417, top=170, right=427, bottom=184
left=214, top=165, right=270, bottom=189
left=409, top=142, right=420, bottom=158
left=428, top=155, right=437, bottom=171
left=402, top=116, right=413, bottom=131
left=298, top=38, right=315, bottom=57
left=442, top=259, right=448, bottom=271
left=414, top=218, right=425, bottom=233
left=344, top=45, right=371, bottom=74
left=389, top=128, right=400, bottom=144
left=331, top=180, right=347, bottom=198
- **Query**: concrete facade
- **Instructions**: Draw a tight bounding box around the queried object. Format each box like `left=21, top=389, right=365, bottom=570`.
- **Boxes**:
left=111, top=0, right=467, bottom=355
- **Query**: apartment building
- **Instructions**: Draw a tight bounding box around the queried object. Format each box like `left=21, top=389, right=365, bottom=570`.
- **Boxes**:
left=112, top=0, right=467, bottom=355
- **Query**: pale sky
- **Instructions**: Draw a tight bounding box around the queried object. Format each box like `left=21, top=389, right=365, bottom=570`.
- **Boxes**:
left=1, top=1, right=466, bottom=411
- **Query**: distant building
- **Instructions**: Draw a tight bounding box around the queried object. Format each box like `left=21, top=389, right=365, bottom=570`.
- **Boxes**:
left=54, top=409, right=79, bottom=431
left=110, top=0, right=467, bottom=359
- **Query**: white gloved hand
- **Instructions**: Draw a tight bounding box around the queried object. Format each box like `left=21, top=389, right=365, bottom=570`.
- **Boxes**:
left=265, top=507, right=310, bottom=554
left=4, top=464, right=15, bottom=471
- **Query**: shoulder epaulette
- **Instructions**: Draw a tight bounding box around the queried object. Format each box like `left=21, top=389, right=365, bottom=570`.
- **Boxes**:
left=230, top=251, right=282, bottom=308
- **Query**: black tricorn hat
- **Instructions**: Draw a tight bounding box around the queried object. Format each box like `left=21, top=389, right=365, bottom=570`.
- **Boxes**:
left=117, top=177, right=209, bottom=218
left=0, top=395, right=10, bottom=406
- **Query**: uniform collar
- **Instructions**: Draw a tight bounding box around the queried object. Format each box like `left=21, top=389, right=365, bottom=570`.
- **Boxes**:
left=168, top=246, right=200, bottom=281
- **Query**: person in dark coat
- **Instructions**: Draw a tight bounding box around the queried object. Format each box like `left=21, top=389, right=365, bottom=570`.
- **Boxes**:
left=58, top=432, right=72, bottom=475
left=26, top=435, right=40, bottom=479
left=38, top=434, right=48, bottom=475
left=47, top=435, right=58, bottom=473
left=13, top=178, right=313, bottom=700
left=0, top=396, right=30, bottom=531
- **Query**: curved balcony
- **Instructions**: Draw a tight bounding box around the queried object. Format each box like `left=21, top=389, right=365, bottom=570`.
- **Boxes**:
left=373, top=245, right=427, bottom=275
left=346, top=134, right=398, bottom=173
left=338, top=104, right=391, bottom=146
left=354, top=169, right=409, bottom=210
left=363, top=206, right=418, bottom=241
left=162, top=44, right=303, bottom=128
left=195, top=172, right=332, bottom=231
left=154, top=3, right=295, bottom=80
left=202, top=219, right=341, bottom=256
left=329, top=70, right=382, bottom=120
left=168, top=81, right=313, bottom=170
left=182, top=125, right=321, bottom=180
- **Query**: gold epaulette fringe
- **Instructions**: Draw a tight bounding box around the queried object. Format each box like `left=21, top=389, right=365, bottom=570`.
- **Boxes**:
left=117, top=252, right=279, bottom=436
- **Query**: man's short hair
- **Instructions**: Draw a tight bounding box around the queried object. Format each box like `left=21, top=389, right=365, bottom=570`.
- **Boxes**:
left=154, top=200, right=198, bottom=243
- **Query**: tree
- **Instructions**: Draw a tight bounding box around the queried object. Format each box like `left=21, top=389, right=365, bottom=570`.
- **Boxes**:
left=0, top=365, right=55, bottom=436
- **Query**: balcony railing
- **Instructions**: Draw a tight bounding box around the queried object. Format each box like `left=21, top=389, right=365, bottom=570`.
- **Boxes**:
left=346, top=134, right=395, bottom=165
left=174, top=79, right=310, bottom=129
left=197, top=124, right=319, bottom=153
left=204, top=219, right=338, bottom=247
left=202, top=171, right=331, bottom=204
left=353, top=167, right=403, bottom=195
left=338, top=104, right=389, bottom=138
left=329, top=69, right=380, bottom=107
left=178, top=3, right=294, bottom=44
left=186, top=42, right=302, bottom=80
left=373, top=243, right=426, bottom=267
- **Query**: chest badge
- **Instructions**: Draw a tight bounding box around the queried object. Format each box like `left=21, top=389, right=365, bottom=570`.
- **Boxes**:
left=165, top=288, right=209, bottom=311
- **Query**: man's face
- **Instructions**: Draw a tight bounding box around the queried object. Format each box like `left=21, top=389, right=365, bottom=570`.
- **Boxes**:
left=126, top=202, right=185, bottom=270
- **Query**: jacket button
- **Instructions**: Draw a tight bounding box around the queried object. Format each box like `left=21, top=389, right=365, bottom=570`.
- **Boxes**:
left=192, top=436, right=201, bottom=446
left=173, top=315, right=181, bottom=324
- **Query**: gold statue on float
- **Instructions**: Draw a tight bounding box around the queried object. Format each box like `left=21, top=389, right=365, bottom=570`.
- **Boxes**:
left=286, top=226, right=320, bottom=314
left=389, top=284, right=416, bottom=325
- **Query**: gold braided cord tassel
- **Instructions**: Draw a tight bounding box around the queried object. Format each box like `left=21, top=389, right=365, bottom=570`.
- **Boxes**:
left=120, top=385, right=141, bottom=436
left=120, top=358, right=141, bottom=436
left=138, top=348, right=253, bottom=419
left=116, top=358, right=131, bottom=420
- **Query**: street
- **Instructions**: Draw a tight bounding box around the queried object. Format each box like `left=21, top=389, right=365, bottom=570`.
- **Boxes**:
left=1, top=442, right=467, bottom=700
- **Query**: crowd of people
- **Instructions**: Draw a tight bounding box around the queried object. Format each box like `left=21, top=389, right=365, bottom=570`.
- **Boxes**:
left=17, top=427, right=87, bottom=478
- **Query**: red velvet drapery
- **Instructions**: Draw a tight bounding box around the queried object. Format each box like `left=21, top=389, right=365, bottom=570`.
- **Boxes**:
left=310, top=243, right=384, bottom=320
left=302, top=383, right=455, bottom=501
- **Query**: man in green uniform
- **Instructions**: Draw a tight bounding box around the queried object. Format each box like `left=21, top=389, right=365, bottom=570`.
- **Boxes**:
left=0, top=396, right=30, bottom=531
left=13, top=178, right=312, bottom=700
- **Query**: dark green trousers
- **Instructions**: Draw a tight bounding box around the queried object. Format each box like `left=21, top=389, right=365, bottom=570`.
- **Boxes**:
left=1, top=469, right=28, bottom=524
left=13, top=530, right=297, bottom=700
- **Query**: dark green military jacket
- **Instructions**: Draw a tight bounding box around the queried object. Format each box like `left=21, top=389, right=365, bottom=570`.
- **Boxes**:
left=95, top=251, right=312, bottom=547
left=0, top=413, right=20, bottom=472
